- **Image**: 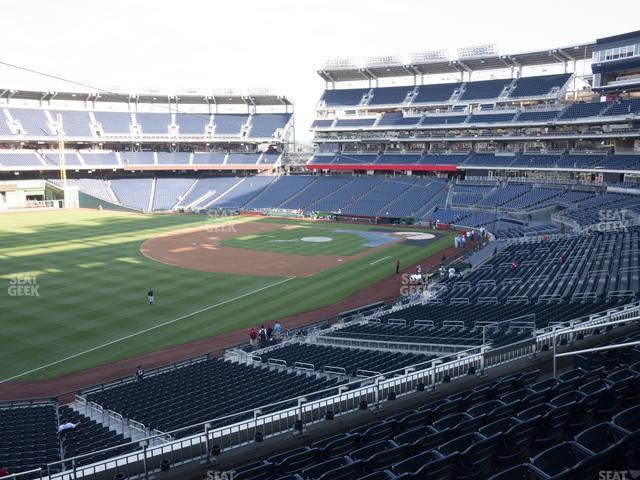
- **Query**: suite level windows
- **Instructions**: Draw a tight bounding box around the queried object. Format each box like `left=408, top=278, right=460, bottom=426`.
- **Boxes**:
left=593, top=43, right=639, bottom=62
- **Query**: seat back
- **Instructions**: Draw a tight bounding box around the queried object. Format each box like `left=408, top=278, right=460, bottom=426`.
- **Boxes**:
left=479, top=416, right=520, bottom=439
left=434, top=398, right=464, bottom=418
left=612, top=404, right=640, bottom=433
left=459, top=435, right=500, bottom=478
left=391, top=450, right=442, bottom=476
left=433, top=412, right=472, bottom=431
left=499, top=417, right=538, bottom=462
left=413, top=451, right=459, bottom=480
left=234, top=462, right=276, bottom=480
left=574, top=422, right=628, bottom=454
left=301, top=456, right=351, bottom=480
left=396, top=411, right=429, bottom=431
left=360, top=420, right=398, bottom=444
left=410, top=428, right=451, bottom=453
left=532, top=441, right=592, bottom=477
left=318, top=434, right=362, bottom=458
left=362, top=444, right=412, bottom=473
left=349, top=441, right=396, bottom=462
left=394, top=425, right=437, bottom=445
left=317, top=459, right=364, bottom=480
left=276, top=448, right=322, bottom=473
left=438, top=432, right=483, bottom=456
left=268, top=447, right=309, bottom=467
left=468, top=400, right=505, bottom=418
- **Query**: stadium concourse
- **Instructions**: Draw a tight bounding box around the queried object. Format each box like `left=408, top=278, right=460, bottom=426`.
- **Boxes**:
left=1, top=30, right=640, bottom=480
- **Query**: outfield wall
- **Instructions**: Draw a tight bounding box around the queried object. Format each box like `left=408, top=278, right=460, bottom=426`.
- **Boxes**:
left=77, top=191, right=139, bottom=213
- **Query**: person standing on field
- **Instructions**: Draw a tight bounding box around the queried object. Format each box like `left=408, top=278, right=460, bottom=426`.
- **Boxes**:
left=147, top=288, right=154, bottom=305
left=396, top=259, right=400, bottom=274
left=266, top=324, right=273, bottom=341
left=274, top=322, right=282, bottom=340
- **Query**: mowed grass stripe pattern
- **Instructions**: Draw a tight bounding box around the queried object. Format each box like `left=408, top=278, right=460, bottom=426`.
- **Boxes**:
left=1, top=211, right=277, bottom=380
left=219, top=227, right=370, bottom=256
left=0, top=211, right=453, bottom=380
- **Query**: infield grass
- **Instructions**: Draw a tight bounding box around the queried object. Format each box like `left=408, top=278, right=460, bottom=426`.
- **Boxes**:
left=219, top=225, right=371, bottom=256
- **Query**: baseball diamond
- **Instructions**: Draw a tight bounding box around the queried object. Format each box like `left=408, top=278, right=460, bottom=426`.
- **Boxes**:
left=0, top=210, right=455, bottom=384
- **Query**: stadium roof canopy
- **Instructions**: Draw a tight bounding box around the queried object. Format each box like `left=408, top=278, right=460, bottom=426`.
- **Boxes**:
left=0, top=87, right=293, bottom=106
left=318, top=42, right=594, bottom=82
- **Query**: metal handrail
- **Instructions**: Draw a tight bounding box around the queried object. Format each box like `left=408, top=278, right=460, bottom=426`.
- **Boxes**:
left=40, top=344, right=485, bottom=479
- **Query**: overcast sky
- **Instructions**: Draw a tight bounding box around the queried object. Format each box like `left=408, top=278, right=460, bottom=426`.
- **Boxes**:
left=0, top=0, right=638, bottom=142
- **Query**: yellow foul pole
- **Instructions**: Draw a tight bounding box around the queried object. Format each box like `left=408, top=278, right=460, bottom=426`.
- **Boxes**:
left=57, top=113, right=66, bottom=186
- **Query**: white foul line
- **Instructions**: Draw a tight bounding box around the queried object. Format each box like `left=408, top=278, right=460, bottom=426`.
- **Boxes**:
left=1, top=276, right=296, bottom=383
left=369, top=255, right=392, bottom=266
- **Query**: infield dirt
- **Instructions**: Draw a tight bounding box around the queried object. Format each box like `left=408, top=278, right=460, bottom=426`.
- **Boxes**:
left=140, top=219, right=401, bottom=277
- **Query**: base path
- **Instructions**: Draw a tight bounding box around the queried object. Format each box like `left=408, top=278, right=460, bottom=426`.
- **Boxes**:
left=0, top=242, right=467, bottom=401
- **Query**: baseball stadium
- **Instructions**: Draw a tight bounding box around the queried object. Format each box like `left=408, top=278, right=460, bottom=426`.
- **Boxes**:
left=1, top=6, right=640, bottom=480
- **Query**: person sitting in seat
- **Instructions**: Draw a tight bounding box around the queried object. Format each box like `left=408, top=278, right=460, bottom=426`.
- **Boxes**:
left=439, top=266, right=447, bottom=279
left=58, top=419, right=80, bottom=435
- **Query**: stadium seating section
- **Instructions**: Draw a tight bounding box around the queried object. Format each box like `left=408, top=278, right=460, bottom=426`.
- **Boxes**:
left=84, top=359, right=340, bottom=436
left=257, top=343, right=433, bottom=376
left=0, top=109, right=291, bottom=139
left=306, top=152, right=640, bottom=170
left=231, top=335, right=640, bottom=480
left=0, top=403, right=136, bottom=476
left=44, top=174, right=640, bottom=244
left=313, top=85, right=640, bottom=132
left=318, top=74, right=572, bottom=109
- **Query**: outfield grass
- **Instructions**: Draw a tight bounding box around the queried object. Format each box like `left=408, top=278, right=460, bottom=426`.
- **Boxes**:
left=219, top=225, right=371, bottom=256
left=0, top=211, right=454, bottom=381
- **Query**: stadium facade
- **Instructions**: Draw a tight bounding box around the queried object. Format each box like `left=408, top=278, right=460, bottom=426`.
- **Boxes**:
left=309, top=31, right=640, bottom=182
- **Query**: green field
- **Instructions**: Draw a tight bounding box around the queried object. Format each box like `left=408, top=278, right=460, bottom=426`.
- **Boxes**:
left=0, top=211, right=453, bottom=381
left=220, top=226, right=372, bottom=256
